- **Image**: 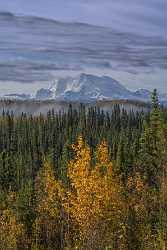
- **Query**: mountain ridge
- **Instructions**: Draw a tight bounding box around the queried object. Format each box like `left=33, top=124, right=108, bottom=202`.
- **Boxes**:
left=1, top=73, right=166, bottom=103
left=35, top=73, right=167, bottom=103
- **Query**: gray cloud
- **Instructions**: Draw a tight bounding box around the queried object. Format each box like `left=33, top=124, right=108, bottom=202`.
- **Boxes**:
left=0, top=0, right=166, bottom=37
left=0, top=0, right=166, bottom=93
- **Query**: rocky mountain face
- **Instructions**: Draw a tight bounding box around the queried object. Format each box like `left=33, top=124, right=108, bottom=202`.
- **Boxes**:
left=35, top=73, right=166, bottom=103
left=48, top=73, right=134, bottom=101
left=36, top=89, right=53, bottom=100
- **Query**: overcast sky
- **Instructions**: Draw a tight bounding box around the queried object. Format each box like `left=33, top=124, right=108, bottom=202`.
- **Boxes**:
left=0, top=0, right=167, bottom=37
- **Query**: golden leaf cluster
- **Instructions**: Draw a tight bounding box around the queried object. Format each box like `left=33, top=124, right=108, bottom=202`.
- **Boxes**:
left=62, top=137, right=124, bottom=247
left=0, top=208, right=23, bottom=250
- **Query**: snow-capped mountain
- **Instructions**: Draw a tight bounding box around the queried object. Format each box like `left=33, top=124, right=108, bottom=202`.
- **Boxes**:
left=1, top=73, right=166, bottom=103
left=35, top=73, right=167, bottom=103
left=35, top=74, right=133, bottom=101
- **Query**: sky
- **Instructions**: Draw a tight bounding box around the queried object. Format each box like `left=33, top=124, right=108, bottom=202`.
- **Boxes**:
left=0, top=0, right=167, bottom=94
left=0, top=0, right=167, bottom=37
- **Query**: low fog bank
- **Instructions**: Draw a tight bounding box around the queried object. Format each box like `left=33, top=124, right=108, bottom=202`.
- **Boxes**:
left=0, top=100, right=150, bottom=116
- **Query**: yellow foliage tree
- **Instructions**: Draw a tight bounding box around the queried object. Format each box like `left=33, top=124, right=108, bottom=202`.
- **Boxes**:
left=154, top=174, right=167, bottom=249
left=33, top=162, right=63, bottom=249
left=62, top=137, right=126, bottom=249
left=0, top=207, right=23, bottom=250
left=127, top=172, right=157, bottom=249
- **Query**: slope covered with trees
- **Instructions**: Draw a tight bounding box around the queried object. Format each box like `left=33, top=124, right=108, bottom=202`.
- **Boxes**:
left=0, top=90, right=167, bottom=249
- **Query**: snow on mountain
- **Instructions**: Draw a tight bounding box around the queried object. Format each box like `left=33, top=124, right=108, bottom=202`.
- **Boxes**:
left=36, top=89, right=53, bottom=100
left=34, top=73, right=156, bottom=102
left=34, top=73, right=167, bottom=103
left=3, top=93, right=31, bottom=100
left=2, top=73, right=167, bottom=103
left=35, top=74, right=135, bottom=101
left=134, top=89, right=152, bottom=101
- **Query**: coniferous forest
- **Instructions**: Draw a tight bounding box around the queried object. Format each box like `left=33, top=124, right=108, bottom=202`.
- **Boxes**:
left=0, top=90, right=167, bottom=249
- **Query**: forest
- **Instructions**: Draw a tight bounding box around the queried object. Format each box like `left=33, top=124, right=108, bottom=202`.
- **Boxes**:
left=0, top=89, right=167, bottom=250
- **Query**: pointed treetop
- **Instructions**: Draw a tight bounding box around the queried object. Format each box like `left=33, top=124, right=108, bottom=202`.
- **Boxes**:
left=151, top=89, right=159, bottom=110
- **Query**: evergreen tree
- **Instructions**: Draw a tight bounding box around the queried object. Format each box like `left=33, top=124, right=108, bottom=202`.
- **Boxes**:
left=139, top=89, right=167, bottom=187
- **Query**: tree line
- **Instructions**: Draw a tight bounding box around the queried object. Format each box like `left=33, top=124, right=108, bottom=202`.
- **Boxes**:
left=0, top=90, right=167, bottom=249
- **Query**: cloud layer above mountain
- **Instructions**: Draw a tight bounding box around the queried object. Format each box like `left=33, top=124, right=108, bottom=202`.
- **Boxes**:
left=0, top=1, right=166, bottom=94
left=0, top=0, right=166, bottom=37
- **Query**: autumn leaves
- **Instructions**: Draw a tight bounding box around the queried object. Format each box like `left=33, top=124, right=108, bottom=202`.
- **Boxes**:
left=28, top=138, right=124, bottom=249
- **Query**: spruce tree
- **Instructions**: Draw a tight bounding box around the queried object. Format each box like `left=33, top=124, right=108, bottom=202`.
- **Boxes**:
left=139, top=89, right=167, bottom=188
